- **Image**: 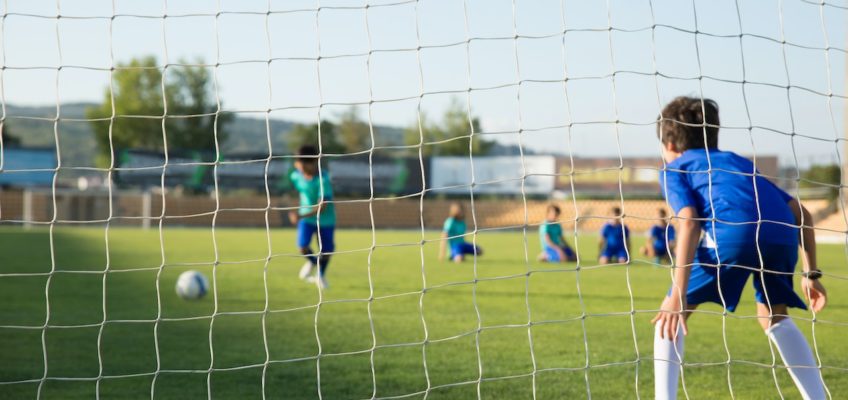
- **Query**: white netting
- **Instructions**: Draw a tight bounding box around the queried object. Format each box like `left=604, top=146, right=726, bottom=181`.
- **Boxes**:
left=0, top=0, right=845, bottom=399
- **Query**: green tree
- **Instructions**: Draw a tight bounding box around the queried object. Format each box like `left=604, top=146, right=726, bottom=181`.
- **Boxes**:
left=337, top=106, right=373, bottom=152
left=2, top=124, right=21, bottom=146
left=800, top=164, right=842, bottom=200
left=287, top=120, right=345, bottom=155
left=404, top=99, right=492, bottom=156
left=86, top=56, right=230, bottom=166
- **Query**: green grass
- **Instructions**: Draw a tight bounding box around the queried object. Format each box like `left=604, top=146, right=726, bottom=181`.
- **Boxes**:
left=0, top=226, right=846, bottom=399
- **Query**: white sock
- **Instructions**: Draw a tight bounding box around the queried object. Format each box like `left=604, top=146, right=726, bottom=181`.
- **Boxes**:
left=654, top=323, right=684, bottom=400
left=767, top=318, right=826, bottom=400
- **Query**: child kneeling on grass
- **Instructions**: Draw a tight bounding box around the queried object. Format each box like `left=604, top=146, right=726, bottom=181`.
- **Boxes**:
left=439, top=203, right=482, bottom=263
left=538, top=204, right=576, bottom=263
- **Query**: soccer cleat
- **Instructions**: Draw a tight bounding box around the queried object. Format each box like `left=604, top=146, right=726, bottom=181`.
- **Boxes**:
left=298, top=261, right=315, bottom=281
left=317, top=275, right=329, bottom=290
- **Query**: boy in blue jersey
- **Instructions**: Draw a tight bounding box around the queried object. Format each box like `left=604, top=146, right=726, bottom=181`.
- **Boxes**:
left=288, top=145, right=336, bottom=290
left=439, top=203, right=482, bottom=263
left=652, top=97, right=827, bottom=399
left=598, top=206, right=630, bottom=264
left=537, top=204, right=576, bottom=263
left=640, top=208, right=676, bottom=265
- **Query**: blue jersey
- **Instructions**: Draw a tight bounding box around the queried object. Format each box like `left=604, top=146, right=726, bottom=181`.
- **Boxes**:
left=601, top=222, right=629, bottom=250
left=660, top=149, right=797, bottom=247
left=649, top=224, right=675, bottom=251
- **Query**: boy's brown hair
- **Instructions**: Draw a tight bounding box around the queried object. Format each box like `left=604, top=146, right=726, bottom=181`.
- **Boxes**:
left=296, top=145, right=319, bottom=163
left=547, top=204, right=561, bottom=215
left=657, top=96, right=720, bottom=151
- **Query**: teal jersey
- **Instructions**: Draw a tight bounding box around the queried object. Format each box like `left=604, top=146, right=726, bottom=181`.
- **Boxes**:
left=539, top=221, right=564, bottom=248
left=443, top=217, right=466, bottom=246
left=289, top=170, right=336, bottom=226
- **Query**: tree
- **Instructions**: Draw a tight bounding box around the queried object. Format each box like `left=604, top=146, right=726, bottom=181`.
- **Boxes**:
left=86, top=56, right=230, bottom=166
left=287, top=120, right=345, bottom=155
left=404, top=99, right=493, bottom=156
left=2, top=123, right=21, bottom=146
left=800, top=164, right=841, bottom=200
left=337, top=106, right=373, bottom=152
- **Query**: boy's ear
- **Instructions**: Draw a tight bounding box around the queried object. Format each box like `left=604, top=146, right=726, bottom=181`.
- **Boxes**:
left=664, top=141, right=677, bottom=153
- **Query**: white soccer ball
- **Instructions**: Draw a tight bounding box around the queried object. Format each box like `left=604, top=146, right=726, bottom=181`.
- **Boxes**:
left=176, top=270, right=209, bottom=300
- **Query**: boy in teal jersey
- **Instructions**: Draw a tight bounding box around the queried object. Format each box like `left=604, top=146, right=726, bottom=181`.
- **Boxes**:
left=439, top=203, right=482, bottom=263
left=288, top=145, right=336, bottom=290
left=537, top=204, right=576, bottom=263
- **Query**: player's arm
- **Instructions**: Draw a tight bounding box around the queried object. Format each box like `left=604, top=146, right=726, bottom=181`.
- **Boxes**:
left=788, top=198, right=827, bottom=312
left=652, top=206, right=700, bottom=339
left=598, top=228, right=606, bottom=251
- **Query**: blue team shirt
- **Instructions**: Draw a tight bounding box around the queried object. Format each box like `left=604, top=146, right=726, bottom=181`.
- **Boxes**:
left=601, top=222, right=629, bottom=250
left=649, top=224, right=676, bottom=251
left=659, top=149, right=797, bottom=247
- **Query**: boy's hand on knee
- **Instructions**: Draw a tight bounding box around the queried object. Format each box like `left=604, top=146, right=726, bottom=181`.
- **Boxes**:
left=803, top=278, right=827, bottom=313
left=652, top=295, right=689, bottom=340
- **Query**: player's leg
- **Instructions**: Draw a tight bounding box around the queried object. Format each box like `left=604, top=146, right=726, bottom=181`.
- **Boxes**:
left=542, top=246, right=561, bottom=263
left=758, top=302, right=825, bottom=400
left=314, top=225, right=335, bottom=289
left=297, top=220, right=318, bottom=280
left=598, top=247, right=610, bottom=264
left=654, top=301, right=698, bottom=400
left=457, top=242, right=480, bottom=262
left=561, top=245, right=576, bottom=262
left=449, top=242, right=464, bottom=263
left=655, top=246, right=743, bottom=400
left=754, top=244, right=825, bottom=400
left=617, top=248, right=630, bottom=264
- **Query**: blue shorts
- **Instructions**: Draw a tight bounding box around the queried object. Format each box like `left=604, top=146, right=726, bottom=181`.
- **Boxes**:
left=654, top=245, right=669, bottom=257
left=296, top=220, right=335, bottom=253
left=450, top=242, right=481, bottom=259
left=679, top=244, right=806, bottom=312
left=544, top=245, right=575, bottom=262
left=601, top=246, right=628, bottom=261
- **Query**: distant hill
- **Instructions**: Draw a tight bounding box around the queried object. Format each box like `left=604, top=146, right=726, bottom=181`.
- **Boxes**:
left=3, top=103, right=408, bottom=173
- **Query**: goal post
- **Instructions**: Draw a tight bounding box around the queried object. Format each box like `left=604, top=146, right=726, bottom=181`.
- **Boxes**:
left=0, top=1, right=845, bottom=399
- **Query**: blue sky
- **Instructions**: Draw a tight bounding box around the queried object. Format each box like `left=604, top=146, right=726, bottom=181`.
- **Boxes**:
left=2, top=0, right=846, bottom=167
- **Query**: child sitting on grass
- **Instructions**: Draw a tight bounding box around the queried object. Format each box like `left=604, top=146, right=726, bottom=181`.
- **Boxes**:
left=537, top=204, right=577, bottom=263
left=640, top=208, right=675, bottom=265
left=439, top=202, right=482, bottom=263
left=598, top=206, right=630, bottom=264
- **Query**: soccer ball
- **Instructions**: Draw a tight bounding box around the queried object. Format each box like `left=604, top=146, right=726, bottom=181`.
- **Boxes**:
left=176, top=270, right=209, bottom=300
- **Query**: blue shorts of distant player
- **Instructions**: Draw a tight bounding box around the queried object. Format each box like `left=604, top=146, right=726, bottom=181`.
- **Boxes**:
left=674, top=244, right=806, bottom=312
left=600, top=246, right=628, bottom=261
left=297, top=220, right=336, bottom=253
left=544, top=245, right=575, bottom=262
left=450, top=242, right=481, bottom=259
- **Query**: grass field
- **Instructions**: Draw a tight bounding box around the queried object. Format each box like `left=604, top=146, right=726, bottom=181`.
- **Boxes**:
left=0, top=226, right=846, bottom=399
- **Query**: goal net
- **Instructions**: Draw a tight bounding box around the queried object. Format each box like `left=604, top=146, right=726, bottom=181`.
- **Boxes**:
left=0, top=0, right=846, bottom=399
